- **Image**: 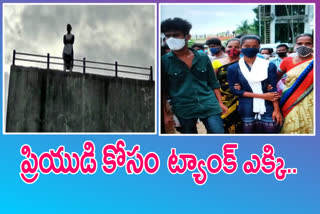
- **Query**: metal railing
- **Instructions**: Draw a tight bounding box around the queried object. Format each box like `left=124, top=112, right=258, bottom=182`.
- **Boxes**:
left=12, top=50, right=153, bottom=81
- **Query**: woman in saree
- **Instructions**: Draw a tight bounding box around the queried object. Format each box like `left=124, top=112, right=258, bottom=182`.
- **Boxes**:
left=279, top=33, right=314, bottom=134
left=212, top=38, right=242, bottom=133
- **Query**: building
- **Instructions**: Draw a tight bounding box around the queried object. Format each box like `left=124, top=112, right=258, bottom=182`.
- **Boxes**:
left=259, top=5, right=314, bottom=44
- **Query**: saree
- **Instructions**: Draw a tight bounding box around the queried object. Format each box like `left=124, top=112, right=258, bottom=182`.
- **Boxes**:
left=216, top=61, right=242, bottom=133
left=280, top=59, right=314, bottom=134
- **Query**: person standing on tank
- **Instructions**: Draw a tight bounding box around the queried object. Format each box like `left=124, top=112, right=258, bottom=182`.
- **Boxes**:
left=63, top=24, right=74, bottom=72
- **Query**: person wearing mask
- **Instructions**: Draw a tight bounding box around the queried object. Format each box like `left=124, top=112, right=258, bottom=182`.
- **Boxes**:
left=191, top=43, right=205, bottom=53
left=278, top=33, right=314, bottom=134
left=161, top=17, right=228, bottom=134
left=212, top=38, right=242, bottom=133
left=270, top=44, right=289, bottom=94
left=204, top=45, right=209, bottom=55
left=260, top=48, right=273, bottom=60
left=270, top=44, right=289, bottom=71
left=227, top=35, right=282, bottom=134
left=205, top=38, right=227, bottom=63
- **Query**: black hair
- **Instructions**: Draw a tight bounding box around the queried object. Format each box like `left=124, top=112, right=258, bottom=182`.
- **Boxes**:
left=161, top=17, right=192, bottom=36
left=276, top=43, right=289, bottom=50
left=260, top=48, right=273, bottom=54
left=295, top=33, right=313, bottom=44
left=205, top=38, right=222, bottom=46
left=226, top=38, right=240, bottom=46
left=240, top=34, right=261, bottom=45
left=191, top=43, right=204, bottom=50
left=235, top=34, right=244, bottom=39
left=67, top=24, right=72, bottom=32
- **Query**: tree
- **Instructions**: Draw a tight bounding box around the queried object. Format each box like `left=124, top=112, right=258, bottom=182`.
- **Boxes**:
left=235, top=20, right=257, bottom=35
left=252, top=6, right=264, bottom=42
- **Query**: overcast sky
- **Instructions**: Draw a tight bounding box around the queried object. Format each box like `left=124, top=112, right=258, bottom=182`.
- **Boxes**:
left=3, top=4, right=155, bottom=122
left=161, top=4, right=256, bottom=35
left=4, top=4, right=155, bottom=72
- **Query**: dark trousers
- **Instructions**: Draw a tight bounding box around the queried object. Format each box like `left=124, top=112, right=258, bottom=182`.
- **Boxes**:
left=177, top=114, right=224, bottom=134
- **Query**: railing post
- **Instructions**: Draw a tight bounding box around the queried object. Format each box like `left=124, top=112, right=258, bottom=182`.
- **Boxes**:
left=115, top=61, right=118, bottom=78
left=83, top=57, right=86, bottom=74
left=149, top=66, right=153, bottom=81
left=47, top=53, right=50, bottom=69
left=12, top=50, right=16, bottom=65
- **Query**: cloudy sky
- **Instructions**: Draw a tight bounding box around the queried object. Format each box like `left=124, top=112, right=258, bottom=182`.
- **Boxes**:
left=3, top=4, right=155, bottom=119
left=4, top=4, right=155, bottom=72
left=161, top=4, right=257, bottom=35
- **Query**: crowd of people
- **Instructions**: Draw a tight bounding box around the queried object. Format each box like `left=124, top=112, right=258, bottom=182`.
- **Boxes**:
left=161, top=17, right=314, bottom=134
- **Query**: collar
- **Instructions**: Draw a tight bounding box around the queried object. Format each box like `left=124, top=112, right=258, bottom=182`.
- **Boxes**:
left=168, top=48, right=201, bottom=65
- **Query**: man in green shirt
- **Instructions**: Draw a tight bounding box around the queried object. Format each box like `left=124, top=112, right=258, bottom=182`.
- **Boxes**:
left=161, top=17, right=228, bottom=134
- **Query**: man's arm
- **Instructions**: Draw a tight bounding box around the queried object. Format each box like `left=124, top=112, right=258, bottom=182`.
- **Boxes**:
left=213, top=88, right=228, bottom=115
left=277, top=57, right=288, bottom=81
left=206, top=57, right=228, bottom=115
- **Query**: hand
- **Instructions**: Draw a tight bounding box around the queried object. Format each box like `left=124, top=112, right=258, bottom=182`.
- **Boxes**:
left=234, top=83, right=241, bottom=90
left=164, top=114, right=175, bottom=128
left=220, top=103, right=228, bottom=115
left=263, top=92, right=280, bottom=101
left=272, top=110, right=283, bottom=126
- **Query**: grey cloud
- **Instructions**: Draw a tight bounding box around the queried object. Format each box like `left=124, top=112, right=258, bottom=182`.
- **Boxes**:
left=5, top=5, right=155, bottom=73
left=3, top=4, right=155, bottom=127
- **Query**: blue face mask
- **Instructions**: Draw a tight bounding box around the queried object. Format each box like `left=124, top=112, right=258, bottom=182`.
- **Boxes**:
left=197, top=50, right=204, bottom=53
left=210, top=47, right=220, bottom=55
left=241, top=48, right=260, bottom=58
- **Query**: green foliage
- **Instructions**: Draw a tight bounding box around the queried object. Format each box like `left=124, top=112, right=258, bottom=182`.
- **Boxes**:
left=252, top=6, right=264, bottom=42
left=252, top=6, right=260, bottom=34
left=187, top=39, right=195, bottom=47
left=235, top=20, right=257, bottom=35
left=235, top=6, right=259, bottom=36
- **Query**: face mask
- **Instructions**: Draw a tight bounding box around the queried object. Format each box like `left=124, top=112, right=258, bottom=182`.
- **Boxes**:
left=166, top=37, right=186, bottom=51
left=295, top=45, right=313, bottom=57
left=277, top=52, right=287, bottom=57
left=241, top=48, right=259, bottom=58
left=197, top=50, right=204, bottom=53
left=263, top=54, right=270, bottom=60
left=226, top=48, right=241, bottom=58
left=210, top=47, right=220, bottom=55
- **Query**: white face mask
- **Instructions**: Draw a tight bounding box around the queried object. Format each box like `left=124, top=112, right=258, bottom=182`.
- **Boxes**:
left=262, top=54, right=270, bottom=60
left=166, top=37, right=186, bottom=51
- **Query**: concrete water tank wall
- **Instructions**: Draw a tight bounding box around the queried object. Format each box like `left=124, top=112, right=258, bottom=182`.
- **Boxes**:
left=6, top=65, right=155, bottom=132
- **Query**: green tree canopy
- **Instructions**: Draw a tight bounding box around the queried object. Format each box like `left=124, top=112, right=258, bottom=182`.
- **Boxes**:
left=235, top=20, right=257, bottom=35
